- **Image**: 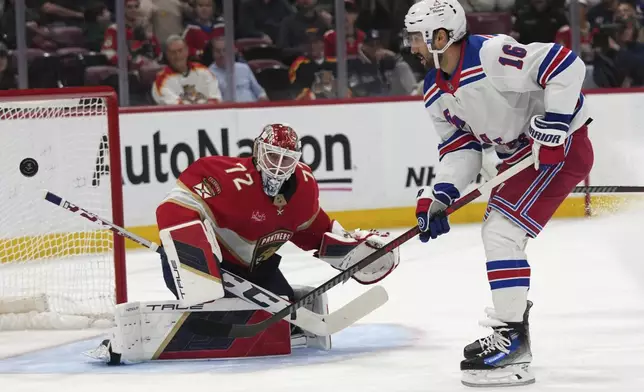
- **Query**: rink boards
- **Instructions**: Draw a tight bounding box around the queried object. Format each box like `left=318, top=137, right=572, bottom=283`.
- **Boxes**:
left=118, top=90, right=644, bottom=247
left=3, top=90, right=643, bottom=251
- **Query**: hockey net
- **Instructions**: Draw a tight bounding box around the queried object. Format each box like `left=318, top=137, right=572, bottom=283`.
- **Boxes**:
left=0, top=87, right=126, bottom=330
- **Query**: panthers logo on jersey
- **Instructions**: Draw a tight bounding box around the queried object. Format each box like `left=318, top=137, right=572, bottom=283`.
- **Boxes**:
left=250, top=230, right=293, bottom=271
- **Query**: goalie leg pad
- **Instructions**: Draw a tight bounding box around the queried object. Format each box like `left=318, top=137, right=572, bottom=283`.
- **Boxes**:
left=159, top=220, right=225, bottom=306
left=96, top=299, right=291, bottom=364
left=292, top=285, right=331, bottom=350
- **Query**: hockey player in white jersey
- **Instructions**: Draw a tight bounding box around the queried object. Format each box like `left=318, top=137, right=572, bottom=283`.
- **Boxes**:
left=404, top=0, right=594, bottom=387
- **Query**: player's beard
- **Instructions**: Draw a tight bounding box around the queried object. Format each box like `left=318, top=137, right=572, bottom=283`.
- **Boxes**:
left=416, top=52, right=434, bottom=70
left=261, top=172, right=286, bottom=197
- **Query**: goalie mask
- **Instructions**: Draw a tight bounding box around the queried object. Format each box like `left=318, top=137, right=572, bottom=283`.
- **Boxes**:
left=253, top=124, right=302, bottom=197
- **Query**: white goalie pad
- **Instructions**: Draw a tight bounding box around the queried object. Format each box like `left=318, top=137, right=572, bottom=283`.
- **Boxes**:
left=317, top=221, right=400, bottom=284
left=87, top=291, right=337, bottom=364
left=292, top=285, right=331, bottom=350
left=159, top=219, right=225, bottom=306
left=99, top=298, right=277, bottom=364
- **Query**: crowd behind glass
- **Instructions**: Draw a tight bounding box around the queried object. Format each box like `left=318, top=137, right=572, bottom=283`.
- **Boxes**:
left=0, top=0, right=642, bottom=105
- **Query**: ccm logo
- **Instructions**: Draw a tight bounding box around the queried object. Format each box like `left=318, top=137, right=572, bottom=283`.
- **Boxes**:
left=529, top=128, right=562, bottom=145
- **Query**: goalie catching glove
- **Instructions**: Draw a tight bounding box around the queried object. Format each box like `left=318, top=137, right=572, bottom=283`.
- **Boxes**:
left=315, top=221, right=399, bottom=284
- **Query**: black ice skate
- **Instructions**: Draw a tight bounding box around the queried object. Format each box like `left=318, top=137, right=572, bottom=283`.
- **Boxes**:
left=463, top=300, right=532, bottom=359
left=460, top=321, right=535, bottom=387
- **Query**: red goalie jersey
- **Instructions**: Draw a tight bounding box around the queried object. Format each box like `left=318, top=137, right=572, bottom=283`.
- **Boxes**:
left=156, top=155, right=333, bottom=271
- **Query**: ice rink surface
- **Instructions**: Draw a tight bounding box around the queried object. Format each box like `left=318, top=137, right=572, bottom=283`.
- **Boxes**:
left=1, top=204, right=644, bottom=392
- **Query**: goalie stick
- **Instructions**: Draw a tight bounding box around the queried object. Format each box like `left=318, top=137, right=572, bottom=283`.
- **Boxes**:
left=41, top=190, right=387, bottom=337
left=186, top=155, right=538, bottom=338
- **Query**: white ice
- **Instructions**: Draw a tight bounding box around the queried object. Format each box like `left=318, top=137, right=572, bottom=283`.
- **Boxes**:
left=1, top=203, right=644, bottom=392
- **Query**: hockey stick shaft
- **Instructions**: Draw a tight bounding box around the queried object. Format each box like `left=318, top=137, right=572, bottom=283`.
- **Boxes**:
left=572, top=186, right=644, bottom=193
left=41, top=190, right=385, bottom=336
left=204, top=155, right=537, bottom=338
left=41, top=190, right=161, bottom=253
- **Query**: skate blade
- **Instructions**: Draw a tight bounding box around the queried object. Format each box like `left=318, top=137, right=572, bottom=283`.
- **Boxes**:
left=461, top=363, right=535, bottom=388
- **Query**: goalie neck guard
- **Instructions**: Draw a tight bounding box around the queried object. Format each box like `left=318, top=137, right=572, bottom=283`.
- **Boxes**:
left=253, top=124, right=303, bottom=197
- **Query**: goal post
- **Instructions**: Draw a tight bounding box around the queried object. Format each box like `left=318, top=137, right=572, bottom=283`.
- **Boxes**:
left=0, top=86, right=126, bottom=330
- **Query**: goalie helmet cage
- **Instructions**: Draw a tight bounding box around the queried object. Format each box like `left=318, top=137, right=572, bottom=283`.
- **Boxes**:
left=0, top=86, right=126, bottom=330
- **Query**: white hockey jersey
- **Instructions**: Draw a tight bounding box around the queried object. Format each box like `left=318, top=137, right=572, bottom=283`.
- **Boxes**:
left=423, top=34, right=589, bottom=201
left=152, top=62, right=222, bottom=105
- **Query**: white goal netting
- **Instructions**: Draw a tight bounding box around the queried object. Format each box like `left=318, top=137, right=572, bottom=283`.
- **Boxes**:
left=0, top=95, right=121, bottom=330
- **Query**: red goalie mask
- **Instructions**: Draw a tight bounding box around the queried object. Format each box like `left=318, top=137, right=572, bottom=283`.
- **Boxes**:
left=253, top=124, right=302, bottom=196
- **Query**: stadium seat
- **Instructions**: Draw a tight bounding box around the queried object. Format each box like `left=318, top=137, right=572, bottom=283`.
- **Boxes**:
left=26, top=48, right=48, bottom=63
left=466, top=12, right=513, bottom=35
left=240, top=44, right=284, bottom=62
left=235, top=37, right=273, bottom=51
left=49, top=26, right=84, bottom=48
left=56, top=47, right=89, bottom=56
left=83, top=52, right=110, bottom=67
left=28, top=53, right=61, bottom=88
left=138, top=63, right=164, bottom=89
left=250, top=61, right=294, bottom=100
left=247, top=59, right=287, bottom=73
left=84, top=65, right=119, bottom=86
left=57, top=49, right=89, bottom=87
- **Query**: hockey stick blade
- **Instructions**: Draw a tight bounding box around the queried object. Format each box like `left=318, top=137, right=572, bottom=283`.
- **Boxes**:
left=42, top=189, right=386, bottom=336
left=188, top=285, right=389, bottom=337
left=572, top=186, right=644, bottom=193
left=201, top=156, right=536, bottom=338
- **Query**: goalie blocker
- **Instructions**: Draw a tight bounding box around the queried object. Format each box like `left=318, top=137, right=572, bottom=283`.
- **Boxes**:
left=158, top=220, right=225, bottom=306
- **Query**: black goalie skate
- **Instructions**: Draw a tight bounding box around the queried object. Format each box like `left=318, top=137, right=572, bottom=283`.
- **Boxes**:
left=463, top=300, right=532, bottom=359
left=460, top=310, right=535, bottom=387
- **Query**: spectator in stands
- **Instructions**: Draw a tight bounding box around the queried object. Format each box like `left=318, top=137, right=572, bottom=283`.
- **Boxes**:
left=102, top=0, right=162, bottom=70
left=290, top=32, right=350, bottom=100
left=182, top=0, right=225, bottom=59
left=556, top=0, right=595, bottom=62
left=357, top=29, right=417, bottom=96
left=612, top=16, right=644, bottom=85
left=138, top=0, right=186, bottom=45
left=0, top=0, right=52, bottom=50
left=38, top=1, right=85, bottom=27
left=84, top=2, right=112, bottom=52
left=289, top=31, right=337, bottom=93
left=152, top=35, right=222, bottom=104
left=296, top=68, right=350, bottom=99
left=616, top=0, right=638, bottom=18
left=353, top=0, right=416, bottom=51
left=323, top=0, right=365, bottom=57
left=592, top=14, right=644, bottom=86
left=0, top=43, right=16, bottom=90
left=208, top=36, right=268, bottom=102
left=180, top=0, right=197, bottom=23
left=278, top=0, right=330, bottom=54
left=458, top=0, right=515, bottom=12
left=237, top=0, right=295, bottom=44
left=512, top=0, right=568, bottom=44
left=588, top=0, right=619, bottom=28
left=615, top=0, right=644, bottom=40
